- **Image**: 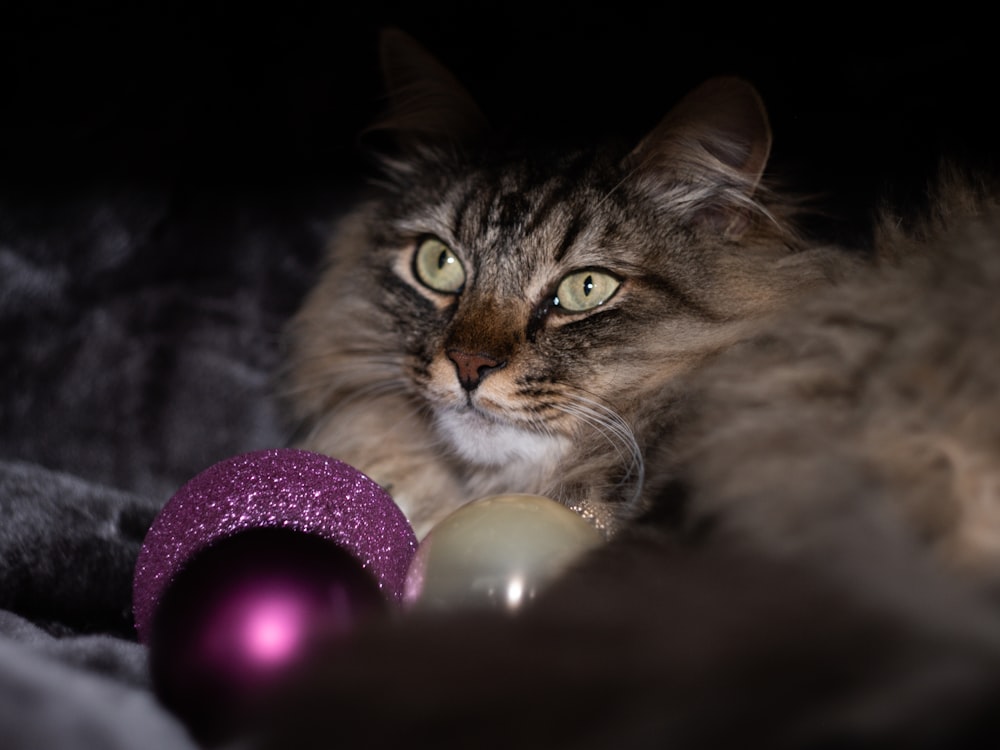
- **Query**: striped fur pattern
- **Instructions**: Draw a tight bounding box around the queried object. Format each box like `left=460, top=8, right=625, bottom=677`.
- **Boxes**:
left=283, top=31, right=850, bottom=537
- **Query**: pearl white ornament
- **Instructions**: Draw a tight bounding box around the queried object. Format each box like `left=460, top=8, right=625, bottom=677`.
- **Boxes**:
left=403, top=493, right=603, bottom=612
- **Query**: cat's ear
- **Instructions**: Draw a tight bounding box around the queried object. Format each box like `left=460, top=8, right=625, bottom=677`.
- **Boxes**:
left=626, top=77, right=772, bottom=237
left=363, top=28, right=490, bottom=150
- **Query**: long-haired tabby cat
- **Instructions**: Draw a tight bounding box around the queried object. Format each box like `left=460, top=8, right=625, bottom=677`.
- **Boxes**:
left=285, top=30, right=854, bottom=539
left=268, top=29, right=1000, bottom=749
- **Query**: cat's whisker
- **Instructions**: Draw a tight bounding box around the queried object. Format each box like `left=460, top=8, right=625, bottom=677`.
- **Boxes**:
left=555, top=392, right=645, bottom=509
left=296, top=377, right=424, bottom=450
left=275, top=374, right=396, bottom=406
left=285, top=350, right=403, bottom=371
left=275, top=351, right=406, bottom=401
left=333, top=378, right=412, bottom=410
left=594, top=166, right=641, bottom=212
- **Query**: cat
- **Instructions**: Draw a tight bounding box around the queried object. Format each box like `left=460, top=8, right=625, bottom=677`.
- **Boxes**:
left=283, top=28, right=856, bottom=540
left=262, top=29, right=1000, bottom=749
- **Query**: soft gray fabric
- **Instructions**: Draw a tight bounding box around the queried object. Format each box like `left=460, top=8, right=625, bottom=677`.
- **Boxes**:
left=0, top=179, right=335, bottom=748
left=0, top=625, right=196, bottom=750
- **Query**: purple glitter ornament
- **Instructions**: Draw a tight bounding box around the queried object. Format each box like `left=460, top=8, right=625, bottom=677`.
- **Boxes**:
left=132, top=448, right=417, bottom=644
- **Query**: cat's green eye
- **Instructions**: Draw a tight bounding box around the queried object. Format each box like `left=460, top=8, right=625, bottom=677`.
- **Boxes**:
left=553, top=270, right=621, bottom=312
left=413, top=237, right=466, bottom=294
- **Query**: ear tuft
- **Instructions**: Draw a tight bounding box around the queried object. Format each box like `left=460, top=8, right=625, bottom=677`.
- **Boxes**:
left=363, top=28, right=490, bottom=151
left=626, top=77, right=773, bottom=236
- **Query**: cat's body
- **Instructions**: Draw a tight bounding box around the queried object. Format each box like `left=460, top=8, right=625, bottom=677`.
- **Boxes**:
left=268, top=30, right=1000, bottom=748
left=678, top=178, right=1000, bottom=587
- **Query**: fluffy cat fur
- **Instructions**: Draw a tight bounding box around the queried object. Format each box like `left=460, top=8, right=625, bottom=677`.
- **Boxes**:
left=265, top=30, right=1000, bottom=748
left=284, top=30, right=854, bottom=538
left=677, top=173, right=1000, bottom=586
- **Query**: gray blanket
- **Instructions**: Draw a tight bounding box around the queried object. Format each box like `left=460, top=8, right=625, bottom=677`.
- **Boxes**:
left=0, top=180, right=334, bottom=748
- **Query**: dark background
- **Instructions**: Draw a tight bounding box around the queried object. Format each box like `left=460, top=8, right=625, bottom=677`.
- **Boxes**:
left=2, top=4, right=997, bottom=240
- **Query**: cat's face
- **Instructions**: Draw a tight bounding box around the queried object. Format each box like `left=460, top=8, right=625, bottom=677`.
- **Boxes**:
left=286, top=31, right=813, bottom=532
left=368, top=147, right=712, bottom=469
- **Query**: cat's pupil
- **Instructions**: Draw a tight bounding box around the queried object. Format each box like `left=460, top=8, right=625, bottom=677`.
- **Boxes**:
left=438, top=251, right=451, bottom=270
left=583, top=275, right=594, bottom=296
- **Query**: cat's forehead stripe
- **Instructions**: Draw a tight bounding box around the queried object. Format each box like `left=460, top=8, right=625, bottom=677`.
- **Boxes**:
left=449, top=160, right=608, bottom=264
left=450, top=184, right=480, bottom=242
left=553, top=211, right=588, bottom=264
left=492, top=192, right=531, bottom=232
left=521, top=153, right=596, bottom=236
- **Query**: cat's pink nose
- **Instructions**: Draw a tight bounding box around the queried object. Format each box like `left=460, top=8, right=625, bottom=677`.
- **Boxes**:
left=446, top=349, right=505, bottom=391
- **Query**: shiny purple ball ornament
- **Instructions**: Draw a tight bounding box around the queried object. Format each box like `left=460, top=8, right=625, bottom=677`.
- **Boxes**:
left=132, top=449, right=417, bottom=744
